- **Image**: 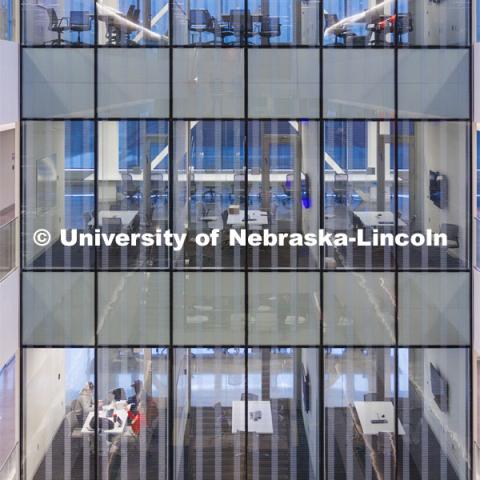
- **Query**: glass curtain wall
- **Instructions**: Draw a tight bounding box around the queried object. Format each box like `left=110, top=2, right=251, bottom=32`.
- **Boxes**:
left=20, top=1, right=472, bottom=480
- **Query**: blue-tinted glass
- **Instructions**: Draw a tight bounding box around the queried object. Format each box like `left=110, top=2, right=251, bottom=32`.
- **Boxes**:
left=65, top=121, right=94, bottom=169
left=325, top=121, right=367, bottom=170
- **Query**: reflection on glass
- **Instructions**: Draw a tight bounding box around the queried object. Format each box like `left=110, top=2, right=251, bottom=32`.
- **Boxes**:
left=23, top=348, right=95, bottom=480
left=22, top=0, right=94, bottom=45
left=396, top=121, right=469, bottom=269
left=324, top=348, right=395, bottom=480
left=248, top=272, right=320, bottom=345
left=324, top=272, right=395, bottom=345
left=398, top=348, right=470, bottom=480
left=324, top=121, right=395, bottom=269
left=173, top=121, right=245, bottom=269
left=98, top=120, right=169, bottom=269
left=173, top=49, right=245, bottom=118
left=397, top=0, right=469, bottom=46
left=248, top=49, right=320, bottom=118
left=98, top=49, right=170, bottom=118
left=97, top=0, right=168, bottom=45
left=173, top=272, right=245, bottom=345
left=248, top=120, right=320, bottom=269
left=397, top=50, right=469, bottom=119
left=323, top=0, right=394, bottom=47
left=22, top=272, right=94, bottom=345
left=97, top=348, right=168, bottom=479
left=98, top=272, right=170, bottom=345
left=248, top=348, right=319, bottom=479
left=323, top=50, right=395, bottom=119
left=174, top=348, right=246, bottom=479
left=22, top=121, right=95, bottom=269
left=398, top=272, right=470, bottom=346
left=22, top=49, right=95, bottom=119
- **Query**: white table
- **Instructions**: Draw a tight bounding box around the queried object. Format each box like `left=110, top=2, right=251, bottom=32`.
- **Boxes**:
left=354, top=401, right=405, bottom=435
left=95, top=210, right=139, bottom=229
left=231, top=400, right=273, bottom=434
left=227, top=210, right=268, bottom=227
left=354, top=211, right=407, bottom=228
left=81, top=408, right=129, bottom=434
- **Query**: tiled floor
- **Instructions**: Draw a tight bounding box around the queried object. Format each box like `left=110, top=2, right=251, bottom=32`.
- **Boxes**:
left=0, top=357, right=16, bottom=466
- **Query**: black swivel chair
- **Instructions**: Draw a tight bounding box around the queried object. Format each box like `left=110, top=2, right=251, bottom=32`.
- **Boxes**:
left=333, top=173, right=348, bottom=203
left=46, top=8, right=70, bottom=45
left=259, top=16, right=281, bottom=43
left=121, top=173, right=140, bottom=200
left=189, top=9, right=214, bottom=44
left=69, top=11, right=91, bottom=44
left=228, top=9, right=254, bottom=44
left=396, top=13, right=413, bottom=45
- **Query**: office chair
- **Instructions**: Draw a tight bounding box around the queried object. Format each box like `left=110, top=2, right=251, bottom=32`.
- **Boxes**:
left=324, top=13, right=355, bottom=45
left=69, top=11, right=91, bottom=44
left=281, top=173, right=294, bottom=207
left=102, top=217, right=123, bottom=234
left=227, top=9, right=254, bottom=44
left=439, top=223, right=459, bottom=249
left=396, top=13, right=413, bottom=45
left=124, top=6, right=140, bottom=45
left=120, top=173, right=140, bottom=200
left=189, top=9, right=214, bottom=44
left=233, top=171, right=250, bottom=204
left=259, top=16, right=281, bottom=42
left=333, top=173, right=348, bottom=203
left=46, top=8, right=70, bottom=45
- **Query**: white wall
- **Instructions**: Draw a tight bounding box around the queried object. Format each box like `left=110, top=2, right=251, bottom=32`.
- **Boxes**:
left=0, top=270, right=18, bottom=369
left=0, top=128, right=15, bottom=212
left=24, top=349, right=66, bottom=480
left=0, top=40, right=18, bottom=124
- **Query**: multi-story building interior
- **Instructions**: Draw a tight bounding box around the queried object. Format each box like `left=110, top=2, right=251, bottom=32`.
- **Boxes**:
left=0, top=0, right=479, bottom=479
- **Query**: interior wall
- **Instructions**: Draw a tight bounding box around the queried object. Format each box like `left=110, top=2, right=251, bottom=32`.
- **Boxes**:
left=0, top=40, right=18, bottom=124
left=24, top=349, right=66, bottom=480
left=0, top=270, right=19, bottom=369
left=0, top=129, right=15, bottom=214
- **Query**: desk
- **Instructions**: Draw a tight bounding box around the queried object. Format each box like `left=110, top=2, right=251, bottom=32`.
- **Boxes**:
left=354, top=211, right=407, bottom=228
left=81, top=408, right=129, bottom=434
left=227, top=209, right=268, bottom=227
left=95, top=210, right=138, bottom=229
left=354, top=401, right=405, bottom=435
left=231, top=400, right=273, bottom=434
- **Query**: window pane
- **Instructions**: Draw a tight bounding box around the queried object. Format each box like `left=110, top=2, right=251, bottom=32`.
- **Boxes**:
left=174, top=348, right=245, bottom=478
left=398, top=272, right=470, bottom=346
left=98, top=272, right=170, bottom=345
left=248, top=348, right=319, bottom=479
left=398, top=0, right=469, bottom=46
left=173, top=49, right=244, bottom=118
left=324, top=120, right=395, bottom=269
left=22, top=272, right=94, bottom=345
left=324, top=347, right=395, bottom=479
left=22, top=49, right=94, bottom=118
left=98, top=49, right=169, bottom=118
left=248, top=49, right=320, bottom=118
left=398, top=348, right=470, bottom=480
left=323, top=0, right=395, bottom=47
left=98, top=120, right=169, bottom=269
left=324, top=272, right=395, bottom=346
left=248, top=120, right=320, bottom=269
left=97, top=0, right=169, bottom=45
left=398, top=49, right=469, bottom=119
left=397, top=121, right=470, bottom=269
left=23, top=348, right=95, bottom=479
left=97, top=348, right=168, bottom=479
left=173, top=272, right=245, bottom=345
left=22, top=120, right=95, bottom=269
left=323, top=49, right=394, bottom=119
left=173, top=120, right=245, bottom=269
left=248, top=272, right=320, bottom=345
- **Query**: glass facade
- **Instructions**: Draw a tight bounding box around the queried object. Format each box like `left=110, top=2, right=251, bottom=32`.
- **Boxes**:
left=20, top=1, right=472, bottom=480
